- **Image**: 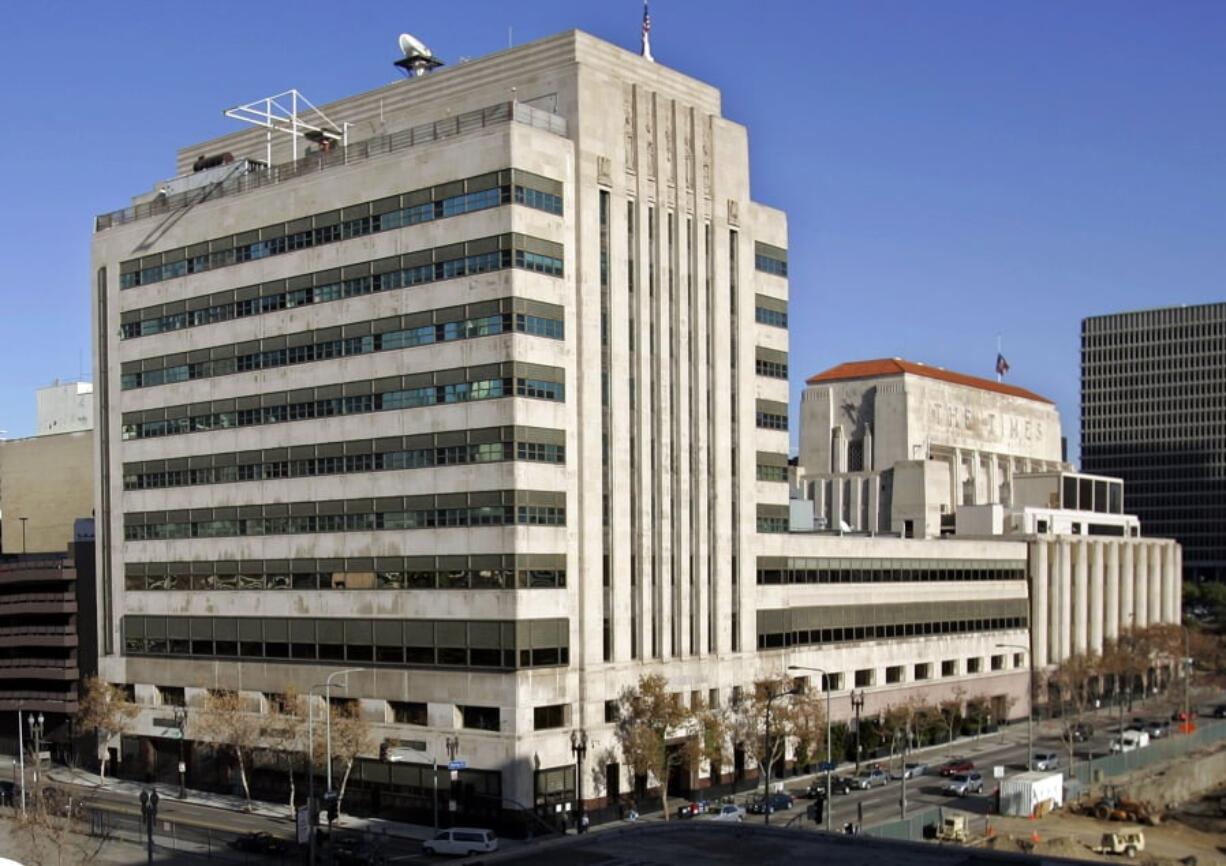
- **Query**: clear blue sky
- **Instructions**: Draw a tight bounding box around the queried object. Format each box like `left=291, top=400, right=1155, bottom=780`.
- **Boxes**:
left=2, top=2, right=1224, bottom=462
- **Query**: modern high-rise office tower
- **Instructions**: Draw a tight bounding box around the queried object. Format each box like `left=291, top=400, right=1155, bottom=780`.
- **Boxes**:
left=92, top=30, right=1033, bottom=827
left=1081, top=302, right=1226, bottom=583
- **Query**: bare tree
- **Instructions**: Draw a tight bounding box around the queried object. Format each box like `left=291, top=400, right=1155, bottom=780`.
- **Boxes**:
left=189, top=689, right=262, bottom=808
left=330, top=701, right=375, bottom=814
left=74, top=676, right=138, bottom=781
left=7, top=764, right=103, bottom=866
left=727, top=676, right=808, bottom=793
left=265, top=688, right=309, bottom=817
left=1049, top=652, right=1099, bottom=767
left=615, top=674, right=691, bottom=820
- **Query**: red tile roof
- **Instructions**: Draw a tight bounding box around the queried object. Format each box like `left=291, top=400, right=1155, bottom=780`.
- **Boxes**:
left=805, top=358, right=1053, bottom=404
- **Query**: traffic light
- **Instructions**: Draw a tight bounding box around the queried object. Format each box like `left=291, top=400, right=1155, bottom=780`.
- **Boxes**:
left=324, top=791, right=339, bottom=823
left=812, top=793, right=825, bottom=824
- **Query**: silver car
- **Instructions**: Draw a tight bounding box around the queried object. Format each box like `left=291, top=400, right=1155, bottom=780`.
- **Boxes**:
left=942, top=772, right=984, bottom=797
left=1032, top=752, right=1060, bottom=771
left=708, top=803, right=746, bottom=822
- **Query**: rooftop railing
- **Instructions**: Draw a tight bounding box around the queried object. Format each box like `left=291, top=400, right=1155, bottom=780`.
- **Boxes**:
left=95, top=101, right=568, bottom=232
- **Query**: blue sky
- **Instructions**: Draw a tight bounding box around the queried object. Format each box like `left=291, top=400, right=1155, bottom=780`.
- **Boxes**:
left=1, top=1, right=1224, bottom=462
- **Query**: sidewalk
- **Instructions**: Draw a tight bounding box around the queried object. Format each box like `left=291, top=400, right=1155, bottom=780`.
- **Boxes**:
left=38, top=764, right=440, bottom=843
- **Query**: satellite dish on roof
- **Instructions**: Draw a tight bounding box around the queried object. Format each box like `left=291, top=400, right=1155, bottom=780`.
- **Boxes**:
left=399, top=32, right=432, bottom=59
left=395, top=32, right=444, bottom=77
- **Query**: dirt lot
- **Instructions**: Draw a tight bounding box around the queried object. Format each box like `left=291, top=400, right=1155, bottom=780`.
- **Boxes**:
left=981, top=742, right=1226, bottom=866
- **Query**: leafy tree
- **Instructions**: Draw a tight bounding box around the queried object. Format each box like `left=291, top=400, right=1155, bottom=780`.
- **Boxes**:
left=1048, top=652, right=1099, bottom=767
left=937, top=686, right=966, bottom=744
left=74, top=677, right=138, bottom=781
left=189, top=690, right=262, bottom=808
left=330, top=701, right=375, bottom=814
left=615, top=674, right=691, bottom=819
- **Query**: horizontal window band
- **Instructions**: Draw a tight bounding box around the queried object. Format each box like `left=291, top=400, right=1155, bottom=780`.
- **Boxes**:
left=121, top=300, right=563, bottom=391
left=120, top=235, right=564, bottom=341
left=119, top=170, right=563, bottom=290
left=120, top=613, right=569, bottom=671
left=120, top=366, right=565, bottom=441
left=123, top=427, right=565, bottom=491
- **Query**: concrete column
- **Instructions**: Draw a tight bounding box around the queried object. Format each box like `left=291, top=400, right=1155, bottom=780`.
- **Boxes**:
left=1047, top=540, right=1062, bottom=665
left=1120, top=543, right=1135, bottom=632
left=952, top=448, right=963, bottom=506
left=1174, top=546, right=1182, bottom=625
left=1105, top=541, right=1120, bottom=642
left=1148, top=543, right=1162, bottom=624
left=1134, top=541, right=1149, bottom=629
left=1060, top=539, right=1073, bottom=662
left=1031, top=540, right=1049, bottom=668
left=968, top=450, right=981, bottom=504
left=1089, top=541, right=1105, bottom=655
left=987, top=456, right=998, bottom=504
left=1163, top=543, right=1178, bottom=622
left=1073, top=539, right=1089, bottom=655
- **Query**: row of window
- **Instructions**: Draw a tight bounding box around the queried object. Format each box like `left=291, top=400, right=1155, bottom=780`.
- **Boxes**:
left=757, top=516, right=789, bottom=533
left=120, top=175, right=562, bottom=289
left=122, top=311, right=562, bottom=391
left=756, top=563, right=1028, bottom=584
left=121, top=615, right=570, bottom=671
left=755, top=306, right=788, bottom=328
left=121, top=234, right=564, bottom=341
left=126, top=567, right=566, bottom=592
left=757, top=615, right=1029, bottom=650
left=755, top=359, right=788, bottom=379
left=754, top=253, right=788, bottom=278
left=756, top=464, right=788, bottom=483
left=121, top=371, right=564, bottom=441
left=124, top=438, right=563, bottom=491
left=124, top=503, right=566, bottom=541
left=756, top=411, right=788, bottom=430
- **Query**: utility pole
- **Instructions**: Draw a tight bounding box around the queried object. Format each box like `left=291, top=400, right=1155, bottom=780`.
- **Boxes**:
left=570, top=730, right=588, bottom=832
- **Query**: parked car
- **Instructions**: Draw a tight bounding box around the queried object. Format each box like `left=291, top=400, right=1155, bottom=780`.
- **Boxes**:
left=893, top=762, right=928, bottom=780
left=829, top=776, right=857, bottom=795
left=421, top=828, right=499, bottom=857
left=1032, top=752, right=1061, bottom=772
left=747, top=792, right=795, bottom=814
left=1212, top=704, right=1226, bottom=719
left=852, top=769, right=889, bottom=789
left=676, top=800, right=712, bottom=818
left=942, top=772, right=984, bottom=797
left=1144, top=719, right=1171, bottom=738
left=938, top=758, right=975, bottom=777
left=1070, top=722, right=1094, bottom=742
left=229, top=832, right=291, bottom=856
left=708, top=803, right=746, bottom=822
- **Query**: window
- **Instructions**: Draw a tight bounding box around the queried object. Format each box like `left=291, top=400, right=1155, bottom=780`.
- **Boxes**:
left=967, top=657, right=983, bottom=674
left=461, top=705, right=500, bottom=731
left=604, top=700, right=619, bottom=723
left=941, top=659, right=958, bottom=677
left=533, top=704, right=568, bottom=730
left=755, top=306, right=787, bottom=328
left=756, top=464, right=788, bottom=482
left=990, top=654, right=1005, bottom=671
left=854, top=668, right=875, bottom=688
left=391, top=701, right=428, bottom=726
left=708, top=688, right=720, bottom=708
left=914, top=663, right=932, bottom=681
left=1013, top=652, right=1024, bottom=668
left=159, top=686, right=185, bottom=707
left=885, top=665, right=904, bottom=684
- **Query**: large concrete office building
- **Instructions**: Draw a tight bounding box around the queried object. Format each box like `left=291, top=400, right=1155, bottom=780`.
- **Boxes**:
left=1082, top=302, right=1226, bottom=583
left=93, top=32, right=1032, bottom=823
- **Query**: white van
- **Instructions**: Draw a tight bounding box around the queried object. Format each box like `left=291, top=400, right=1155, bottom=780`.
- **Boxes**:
left=421, top=827, right=499, bottom=856
left=1110, top=730, right=1150, bottom=752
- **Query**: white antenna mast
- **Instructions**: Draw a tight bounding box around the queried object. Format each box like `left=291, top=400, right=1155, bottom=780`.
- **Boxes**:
left=224, top=89, right=349, bottom=165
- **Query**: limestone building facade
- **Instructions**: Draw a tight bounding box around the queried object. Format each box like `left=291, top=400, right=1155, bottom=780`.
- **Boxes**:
left=92, top=32, right=1033, bottom=823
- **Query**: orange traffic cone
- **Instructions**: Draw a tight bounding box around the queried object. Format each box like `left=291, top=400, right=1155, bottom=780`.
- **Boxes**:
left=1031, top=830, right=1041, bottom=845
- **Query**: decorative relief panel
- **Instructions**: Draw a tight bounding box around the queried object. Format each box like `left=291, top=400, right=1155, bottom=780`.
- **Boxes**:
left=702, top=117, right=713, bottom=198
left=597, top=156, right=612, bottom=186
left=727, top=199, right=740, bottom=227
left=623, top=86, right=636, bottom=173
left=683, top=111, right=694, bottom=192
left=645, top=94, right=656, bottom=180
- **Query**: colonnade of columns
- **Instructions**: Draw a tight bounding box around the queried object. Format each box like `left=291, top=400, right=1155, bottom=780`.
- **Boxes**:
left=1029, top=537, right=1181, bottom=668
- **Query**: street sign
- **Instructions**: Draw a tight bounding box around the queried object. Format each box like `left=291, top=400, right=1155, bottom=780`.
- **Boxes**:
left=447, top=760, right=467, bottom=771
left=296, top=805, right=311, bottom=844
left=817, top=761, right=835, bottom=772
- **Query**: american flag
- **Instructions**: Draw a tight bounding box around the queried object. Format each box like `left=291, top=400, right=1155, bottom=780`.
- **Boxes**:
left=641, top=1, right=654, bottom=61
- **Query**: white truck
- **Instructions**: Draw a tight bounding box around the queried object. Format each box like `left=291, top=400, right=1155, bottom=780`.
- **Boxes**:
left=999, top=771, right=1064, bottom=817
left=1110, top=730, right=1150, bottom=753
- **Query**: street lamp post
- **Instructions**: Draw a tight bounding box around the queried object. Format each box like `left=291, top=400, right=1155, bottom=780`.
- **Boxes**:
left=788, top=665, right=833, bottom=831
left=19, top=517, right=27, bottom=555
left=16, top=707, right=26, bottom=817
left=139, top=788, right=159, bottom=865
left=850, top=690, right=866, bottom=773
left=570, top=730, right=588, bottom=833
left=173, top=705, right=187, bottom=799
left=763, top=686, right=798, bottom=827
left=324, top=668, right=364, bottom=795
left=997, top=643, right=1033, bottom=771
left=28, top=713, right=44, bottom=785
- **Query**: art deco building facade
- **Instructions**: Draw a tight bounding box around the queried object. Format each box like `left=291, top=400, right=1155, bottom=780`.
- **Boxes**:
left=93, top=31, right=1031, bottom=822
left=1082, top=302, right=1226, bottom=583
